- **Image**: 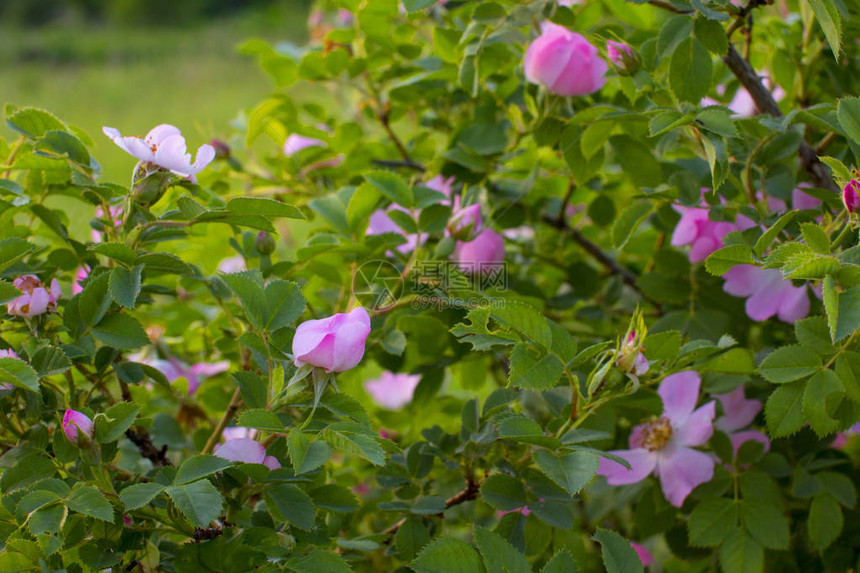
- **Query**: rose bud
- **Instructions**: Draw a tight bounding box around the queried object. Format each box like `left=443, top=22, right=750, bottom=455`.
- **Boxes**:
left=62, top=409, right=94, bottom=445
left=524, top=24, right=607, bottom=96
left=606, top=40, right=640, bottom=76
left=256, top=231, right=276, bottom=255
left=292, top=307, right=371, bottom=373
left=453, top=229, right=506, bottom=274
left=843, top=180, right=860, bottom=214
left=210, top=138, right=231, bottom=159
left=617, top=332, right=649, bottom=376
left=447, top=204, right=483, bottom=242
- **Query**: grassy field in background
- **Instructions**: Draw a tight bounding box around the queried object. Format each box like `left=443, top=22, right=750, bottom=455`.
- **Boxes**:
left=1, top=4, right=309, bottom=184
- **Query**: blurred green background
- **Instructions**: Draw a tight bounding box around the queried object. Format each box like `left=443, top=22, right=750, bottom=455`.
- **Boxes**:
left=1, top=0, right=313, bottom=183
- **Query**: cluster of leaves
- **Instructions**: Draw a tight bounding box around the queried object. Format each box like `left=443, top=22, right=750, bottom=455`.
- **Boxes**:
left=3, top=0, right=860, bottom=572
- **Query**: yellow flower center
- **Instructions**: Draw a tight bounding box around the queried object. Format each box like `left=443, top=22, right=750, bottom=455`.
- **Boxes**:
left=638, top=416, right=673, bottom=451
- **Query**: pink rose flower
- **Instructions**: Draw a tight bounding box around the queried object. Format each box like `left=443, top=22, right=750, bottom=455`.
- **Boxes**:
left=364, top=371, right=421, bottom=410
left=832, top=422, right=860, bottom=449
left=149, top=357, right=230, bottom=395
left=524, top=24, right=607, bottom=96
left=214, top=437, right=280, bottom=469
left=62, top=409, right=94, bottom=445
left=217, top=254, right=246, bottom=274
left=722, top=265, right=809, bottom=323
left=714, top=386, right=770, bottom=458
left=293, top=307, right=371, bottom=373
left=454, top=228, right=506, bottom=274
left=793, top=183, right=821, bottom=211
left=631, top=542, right=655, bottom=566
left=72, top=267, right=89, bottom=296
left=222, top=426, right=256, bottom=441
left=597, top=371, right=716, bottom=507
left=843, top=180, right=860, bottom=213
left=671, top=194, right=746, bottom=263
left=103, top=124, right=215, bottom=182
left=425, top=175, right=456, bottom=201
left=8, top=275, right=62, bottom=318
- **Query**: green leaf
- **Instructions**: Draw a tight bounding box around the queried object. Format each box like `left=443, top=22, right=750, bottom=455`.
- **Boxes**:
left=0, top=280, right=20, bottom=304
left=364, top=170, right=412, bottom=207
left=411, top=496, right=446, bottom=515
left=174, top=455, right=234, bottom=485
left=265, top=483, right=316, bottom=530
left=705, top=245, right=754, bottom=276
left=0, top=357, right=40, bottom=392
left=225, top=197, right=304, bottom=220
left=833, top=285, right=860, bottom=341
left=497, top=415, right=561, bottom=449
left=765, top=380, right=806, bottom=438
left=411, top=537, right=484, bottom=573
left=533, top=450, right=599, bottom=496
left=540, top=549, right=579, bottom=573
left=610, top=138, right=662, bottom=188
left=741, top=499, right=789, bottom=549
left=0, top=238, right=34, bottom=272
left=94, top=401, right=139, bottom=443
left=237, top=409, right=285, bottom=432
left=795, top=317, right=838, bottom=355
left=135, top=252, right=192, bottom=275
left=670, top=37, right=712, bottom=103
left=758, top=345, right=821, bottom=383
left=824, top=275, right=839, bottom=341
left=800, top=223, right=830, bottom=255
left=809, top=0, right=842, bottom=60
left=701, top=134, right=729, bottom=190
left=309, top=484, right=358, bottom=513
left=321, top=428, right=385, bottom=466
left=233, top=371, right=267, bottom=410
left=643, top=330, right=681, bottom=362
left=480, top=474, right=527, bottom=511
left=753, top=210, right=796, bottom=257
left=474, top=525, right=530, bottom=573
left=6, top=106, right=67, bottom=137
left=264, top=280, right=306, bottom=331
left=688, top=497, right=737, bottom=547
left=802, top=369, right=843, bottom=437
left=395, top=518, right=430, bottom=562
left=91, top=313, right=150, bottom=350
left=220, top=271, right=267, bottom=331
left=109, top=265, right=143, bottom=309
left=593, top=528, right=644, bottom=573
left=287, top=550, right=354, bottom=573
left=30, top=346, right=71, bottom=378
left=65, top=486, right=113, bottom=522
left=818, top=471, right=857, bottom=508
left=808, top=493, right=843, bottom=550
left=34, top=130, right=90, bottom=165
left=289, top=429, right=331, bottom=474
left=78, top=271, right=111, bottom=327
left=694, top=16, right=728, bottom=55
left=612, top=202, right=652, bottom=250
left=719, top=529, right=764, bottom=573
left=119, top=483, right=166, bottom=510
left=165, top=480, right=224, bottom=527
left=506, top=344, right=564, bottom=391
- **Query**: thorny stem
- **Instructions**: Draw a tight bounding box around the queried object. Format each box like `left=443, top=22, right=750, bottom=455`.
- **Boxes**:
left=382, top=476, right=482, bottom=539
left=202, top=387, right=243, bottom=455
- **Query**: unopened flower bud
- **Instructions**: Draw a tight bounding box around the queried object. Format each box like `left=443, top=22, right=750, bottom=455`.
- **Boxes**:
left=256, top=231, right=276, bottom=255
left=843, top=180, right=860, bottom=213
left=210, top=138, right=231, bottom=159
left=617, top=332, right=649, bottom=376
left=606, top=40, right=640, bottom=76
left=62, top=409, right=94, bottom=446
left=447, top=204, right=483, bottom=241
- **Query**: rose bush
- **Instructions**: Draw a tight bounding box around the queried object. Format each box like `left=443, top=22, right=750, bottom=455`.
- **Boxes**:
left=2, top=0, right=860, bottom=571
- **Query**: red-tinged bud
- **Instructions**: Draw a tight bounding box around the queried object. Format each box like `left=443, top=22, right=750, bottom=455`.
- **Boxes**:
left=843, top=180, right=860, bottom=213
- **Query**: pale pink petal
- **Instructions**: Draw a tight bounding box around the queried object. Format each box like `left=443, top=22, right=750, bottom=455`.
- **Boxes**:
left=656, top=446, right=715, bottom=507
left=630, top=542, right=655, bottom=566
left=262, top=456, right=281, bottom=470
left=145, top=124, right=182, bottom=146
left=189, top=360, right=230, bottom=378
left=776, top=284, right=810, bottom=323
left=676, top=401, right=715, bottom=447
left=365, top=372, right=421, bottom=410
left=26, top=288, right=51, bottom=316
left=214, top=437, right=266, bottom=464
left=715, top=387, right=761, bottom=433
left=658, top=370, right=701, bottom=426
left=597, top=448, right=657, bottom=485
left=729, top=429, right=770, bottom=458
left=689, top=235, right=720, bottom=262
left=192, top=144, right=216, bottom=173
left=722, top=265, right=760, bottom=297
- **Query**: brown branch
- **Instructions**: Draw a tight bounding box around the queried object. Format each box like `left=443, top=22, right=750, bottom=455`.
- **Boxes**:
left=542, top=214, right=664, bottom=313
left=126, top=427, right=172, bottom=467
left=377, top=104, right=424, bottom=172
left=726, top=0, right=769, bottom=38
left=202, top=387, right=243, bottom=455
left=722, top=44, right=839, bottom=193
left=372, top=159, right=426, bottom=172
left=382, top=477, right=482, bottom=539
